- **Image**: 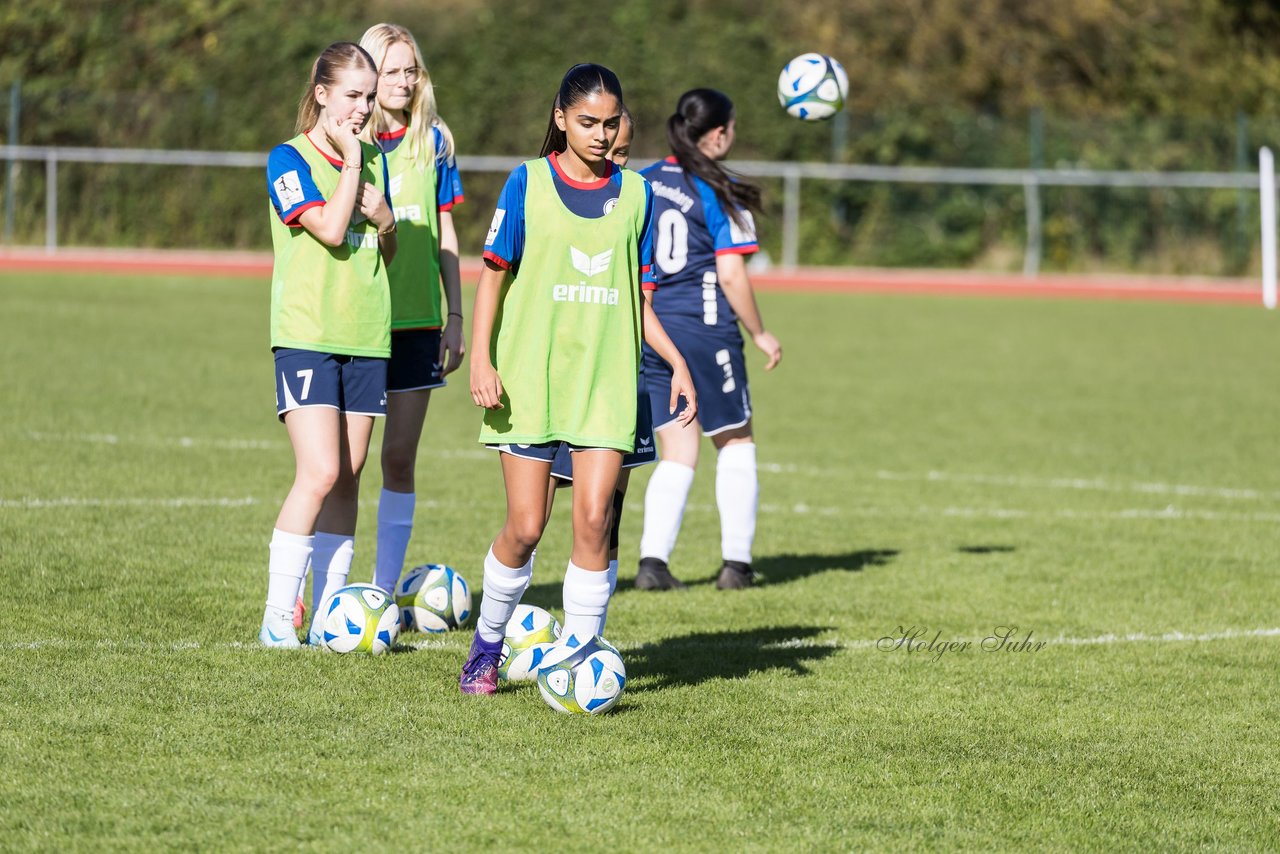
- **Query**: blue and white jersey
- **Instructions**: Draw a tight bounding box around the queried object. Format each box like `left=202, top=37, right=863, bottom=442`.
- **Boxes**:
left=638, top=156, right=758, bottom=331
left=483, top=152, right=656, bottom=288
left=375, top=125, right=465, bottom=211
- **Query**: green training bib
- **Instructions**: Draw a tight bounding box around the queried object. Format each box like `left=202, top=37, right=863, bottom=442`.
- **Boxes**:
left=478, top=159, right=647, bottom=451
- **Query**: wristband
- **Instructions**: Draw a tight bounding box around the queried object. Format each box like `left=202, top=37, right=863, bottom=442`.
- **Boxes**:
left=448, top=311, right=463, bottom=319
left=378, top=222, right=397, bottom=236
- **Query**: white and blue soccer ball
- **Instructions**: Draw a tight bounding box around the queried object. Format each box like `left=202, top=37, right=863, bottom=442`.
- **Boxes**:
left=777, top=53, right=849, bottom=121
left=536, top=635, right=626, bottom=715
left=395, top=564, right=471, bottom=633
left=499, top=604, right=562, bottom=682
left=318, top=583, right=399, bottom=655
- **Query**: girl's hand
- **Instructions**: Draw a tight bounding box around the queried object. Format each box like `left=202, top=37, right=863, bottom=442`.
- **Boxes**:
left=753, top=330, right=782, bottom=371
left=358, top=182, right=394, bottom=231
left=322, top=112, right=363, bottom=164
left=470, top=360, right=504, bottom=410
left=439, top=319, right=466, bottom=377
left=669, top=362, right=698, bottom=427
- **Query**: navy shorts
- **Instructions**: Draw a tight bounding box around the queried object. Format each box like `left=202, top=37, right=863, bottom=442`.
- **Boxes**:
left=550, top=390, right=656, bottom=482
left=387, top=328, right=446, bottom=393
left=642, top=329, right=751, bottom=436
left=273, top=348, right=387, bottom=421
left=490, top=442, right=622, bottom=467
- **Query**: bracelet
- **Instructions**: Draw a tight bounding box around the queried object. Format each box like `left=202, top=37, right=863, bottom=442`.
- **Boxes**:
left=343, top=162, right=362, bottom=171
left=377, top=221, right=397, bottom=236
left=448, top=311, right=463, bottom=319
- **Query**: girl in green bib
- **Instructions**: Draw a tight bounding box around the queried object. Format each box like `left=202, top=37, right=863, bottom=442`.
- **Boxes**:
left=352, top=23, right=467, bottom=599
left=461, top=64, right=697, bottom=694
left=260, top=42, right=397, bottom=648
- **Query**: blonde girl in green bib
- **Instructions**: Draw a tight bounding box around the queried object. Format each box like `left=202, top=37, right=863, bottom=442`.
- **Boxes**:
left=460, top=64, right=697, bottom=694
left=261, top=42, right=397, bottom=648
left=339, top=23, right=469, bottom=601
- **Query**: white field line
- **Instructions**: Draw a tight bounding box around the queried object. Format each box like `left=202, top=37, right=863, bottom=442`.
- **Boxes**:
left=4, top=627, right=1277, bottom=654
left=18, top=430, right=491, bottom=459
left=6, top=496, right=1280, bottom=523
left=12, top=432, right=1278, bottom=502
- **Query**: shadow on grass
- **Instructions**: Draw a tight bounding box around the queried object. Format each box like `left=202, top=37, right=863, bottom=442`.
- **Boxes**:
left=626, top=625, right=838, bottom=691
left=957, top=544, right=1017, bottom=554
left=745, top=549, right=899, bottom=586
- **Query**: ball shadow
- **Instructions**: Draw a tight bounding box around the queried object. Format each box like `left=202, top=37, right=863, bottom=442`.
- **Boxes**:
left=626, top=624, right=839, bottom=691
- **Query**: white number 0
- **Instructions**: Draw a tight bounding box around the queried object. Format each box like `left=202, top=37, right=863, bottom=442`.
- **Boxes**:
left=655, top=209, right=689, bottom=275
left=296, top=369, right=313, bottom=401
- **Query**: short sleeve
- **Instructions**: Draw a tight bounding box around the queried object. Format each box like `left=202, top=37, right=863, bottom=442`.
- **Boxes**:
left=639, top=181, right=657, bottom=290
left=434, top=127, right=465, bottom=211
left=703, top=184, right=759, bottom=256
left=267, top=144, right=325, bottom=226
left=482, top=164, right=527, bottom=271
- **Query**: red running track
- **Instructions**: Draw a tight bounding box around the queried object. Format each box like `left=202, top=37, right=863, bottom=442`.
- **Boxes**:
left=0, top=247, right=1263, bottom=305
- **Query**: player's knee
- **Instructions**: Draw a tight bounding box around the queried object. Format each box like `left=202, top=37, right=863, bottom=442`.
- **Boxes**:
left=381, top=440, right=416, bottom=482
left=574, top=502, right=612, bottom=545
left=505, top=515, right=546, bottom=553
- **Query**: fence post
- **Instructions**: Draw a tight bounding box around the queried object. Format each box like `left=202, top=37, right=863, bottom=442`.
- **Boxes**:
left=45, top=150, right=56, bottom=253
left=781, top=166, right=800, bottom=270
left=1023, top=175, right=1042, bottom=277
left=4, top=80, right=19, bottom=245
left=1261, top=147, right=1276, bottom=309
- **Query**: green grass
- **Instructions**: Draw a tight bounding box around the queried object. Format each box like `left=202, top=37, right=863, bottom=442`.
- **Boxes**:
left=1, top=271, right=1278, bottom=851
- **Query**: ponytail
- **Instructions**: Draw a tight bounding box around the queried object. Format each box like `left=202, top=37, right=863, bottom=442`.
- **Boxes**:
left=667, top=88, right=761, bottom=230
left=539, top=63, right=624, bottom=157
left=295, top=42, right=378, bottom=134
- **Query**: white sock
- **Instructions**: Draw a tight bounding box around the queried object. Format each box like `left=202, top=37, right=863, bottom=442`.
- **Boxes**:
left=266, top=528, right=312, bottom=616
left=639, top=460, right=696, bottom=562
left=476, top=547, right=533, bottom=643
left=562, top=560, right=612, bottom=642
left=309, top=531, right=354, bottom=615
left=716, top=443, right=758, bottom=564
left=374, top=488, right=415, bottom=593
left=600, top=559, right=619, bottom=634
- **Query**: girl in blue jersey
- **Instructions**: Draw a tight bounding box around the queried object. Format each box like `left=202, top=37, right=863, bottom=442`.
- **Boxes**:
left=462, top=66, right=697, bottom=694
left=260, top=43, right=397, bottom=647
left=637, top=88, right=782, bottom=591
left=356, top=23, right=468, bottom=601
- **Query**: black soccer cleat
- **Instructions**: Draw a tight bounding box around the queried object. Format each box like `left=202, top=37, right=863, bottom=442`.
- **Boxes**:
left=715, top=560, right=755, bottom=590
left=634, top=557, right=687, bottom=591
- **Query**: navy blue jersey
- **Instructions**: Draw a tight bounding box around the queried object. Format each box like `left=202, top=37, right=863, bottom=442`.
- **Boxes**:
left=483, top=152, right=655, bottom=287
left=638, top=157, right=758, bottom=331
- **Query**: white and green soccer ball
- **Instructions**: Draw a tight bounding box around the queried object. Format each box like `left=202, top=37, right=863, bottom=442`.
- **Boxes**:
left=777, top=52, right=849, bottom=121
left=536, top=635, right=626, bottom=715
left=318, top=583, right=399, bottom=655
left=395, top=564, right=471, bottom=633
left=499, top=604, right=562, bottom=682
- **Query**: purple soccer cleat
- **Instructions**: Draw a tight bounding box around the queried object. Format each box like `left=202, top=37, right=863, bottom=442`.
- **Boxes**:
left=460, top=633, right=504, bottom=695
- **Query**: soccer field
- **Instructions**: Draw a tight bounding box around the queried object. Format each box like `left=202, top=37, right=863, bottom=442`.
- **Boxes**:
left=1, top=270, right=1277, bottom=850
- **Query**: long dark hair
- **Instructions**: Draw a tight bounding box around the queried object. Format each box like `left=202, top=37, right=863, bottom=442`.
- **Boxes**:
left=539, top=63, right=624, bottom=158
left=667, top=88, right=761, bottom=230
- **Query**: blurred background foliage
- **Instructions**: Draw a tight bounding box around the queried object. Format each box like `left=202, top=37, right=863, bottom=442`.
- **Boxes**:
left=5, top=0, right=1280, bottom=273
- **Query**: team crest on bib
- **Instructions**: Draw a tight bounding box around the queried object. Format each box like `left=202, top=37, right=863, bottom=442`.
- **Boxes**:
left=603, top=197, right=619, bottom=215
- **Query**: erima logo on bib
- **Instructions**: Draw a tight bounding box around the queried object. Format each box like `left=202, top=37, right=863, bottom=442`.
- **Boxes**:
left=556, top=246, right=618, bottom=304
left=570, top=247, right=612, bottom=277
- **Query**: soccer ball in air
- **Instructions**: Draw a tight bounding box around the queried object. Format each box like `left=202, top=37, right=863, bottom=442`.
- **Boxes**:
left=499, top=604, right=562, bottom=682
left=536, top=635, right=626, bottom=715
left=395, top=564, right=472, bottom=633
left=318, top=583, right=399, bottom=654
left=777, top=53, right=849, bottom=121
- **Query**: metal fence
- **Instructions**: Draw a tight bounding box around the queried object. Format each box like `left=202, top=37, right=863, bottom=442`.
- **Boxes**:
left=0, top=143, right=1268, bottom=277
